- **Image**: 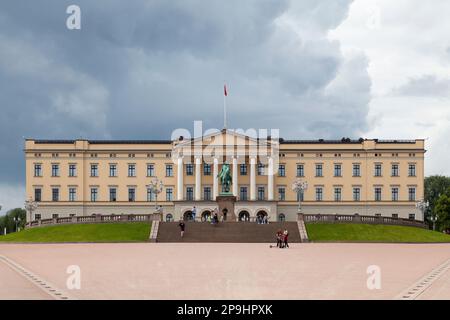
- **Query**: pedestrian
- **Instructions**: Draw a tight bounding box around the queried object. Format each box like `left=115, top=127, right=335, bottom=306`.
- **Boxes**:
left=283, top=229, right=289, bottom=248
left=192, top=206, right=197, bottom=222
left=276, top=229, right=282, bottom=248
left=178, top=220, right=185, bottom=238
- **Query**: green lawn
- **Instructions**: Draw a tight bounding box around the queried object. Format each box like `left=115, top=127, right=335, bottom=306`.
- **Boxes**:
left=306, top=223, right=450, bottom=243
left=0, top=222, right=151, bottom=243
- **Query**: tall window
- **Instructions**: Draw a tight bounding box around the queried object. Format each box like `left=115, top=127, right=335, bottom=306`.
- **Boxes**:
left=52, top=188, right=59, bottom=202
left=128, top=188, right=136, bottom=202
left=240, top=164, right=247, bottom=175
left=353, top=187, right=360, bottom=201
left=409, top=213, right=415, bottom=220
left=258, top=186, right=265, bottom=200
left=408, top=164, right=416, bottom=177
left=186, top=164, right=194, bottom=176
left=278, top=165, right=286, bottom=177
left=296, top=190, right=304, bottom=202
left=374, top=187, right=382, bottom=201
left=147, top=164, right=155, bottom=177
left=69, top=188, right=76, bottom=202
left=240, top=187, right=248, bottom=200
left=203, top=164, right=211, bottom=176
left=34, top=188, right=42, bottom=202
left=392, top=187, right=399, bottom=201
left=315, top=187, right=323, bottom=201
left=110, top=188, right=117, bottom=202
left=296, top=164, right=304, bottom=177
left=166, top=188, right=173, bottom=201
left=391, top=164, right=399, bottom=177
left=128, top=164, right=136, bottom=177
left=147, top=188, right=156, bottom=202
left=334, top=187, right=342, bottom=201
left=315, top=164, right=323, bottom=177
left=90, top=188, right=98, bottom=202
left=90, top=164, right=98, bottom=177
left=353, top=164, right=361, bottom=177
left=186, top=187, right=194, bottom=200
left=166, top=164, right=173, bottom=177
left=203, top=187, right=212, bottom=200
left=278, top=187, right=286, bottom=201
left=69, top=164, right=76, bottom=177
left=334, top=164, right=342, bottom=177
left=257, top=163, right=265, bottom=175
left=109, top=164, right=117, bottom=177
left=34, top=164, right=42, bottom=177
left=374, top=164, right=382, bottom=177
left=408, top=187, right=416, bottom=201
left=52, top=164, right=59, bottom=177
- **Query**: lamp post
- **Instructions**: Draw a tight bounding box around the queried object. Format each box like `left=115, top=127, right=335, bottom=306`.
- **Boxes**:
left=292, top=179, right=308, bottom=213
left=13, top=216, right=21, bottom=232
left=147, top=178, right=164, bottom=213
left=415, top=199, right=429, bottom=222
left=430, top=215, right=438, bottom=231
left=24, top=198, right=38, bottom=226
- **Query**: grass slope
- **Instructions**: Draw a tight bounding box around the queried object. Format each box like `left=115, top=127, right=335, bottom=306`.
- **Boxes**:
left=0, top=222, right=151, bottom=243
left=306, top=223, right=450, bottom=243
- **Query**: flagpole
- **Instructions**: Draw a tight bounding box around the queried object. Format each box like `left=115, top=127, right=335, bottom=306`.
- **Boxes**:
left=223, top=91, right=227, bottom=129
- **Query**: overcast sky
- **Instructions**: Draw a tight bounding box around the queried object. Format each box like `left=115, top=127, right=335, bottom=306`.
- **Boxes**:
left=0, top=0, right=449, bottom=213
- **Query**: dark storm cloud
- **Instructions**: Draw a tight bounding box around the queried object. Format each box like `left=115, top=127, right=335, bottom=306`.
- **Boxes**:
left=0, top=0, right=370, bottom=192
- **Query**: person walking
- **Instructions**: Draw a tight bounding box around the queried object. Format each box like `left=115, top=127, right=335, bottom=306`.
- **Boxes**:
left=283, top=229, right=289, bottom=248
left=276, top=229, right=283, bottom=248
left=178, top=220, right=186, bottom=238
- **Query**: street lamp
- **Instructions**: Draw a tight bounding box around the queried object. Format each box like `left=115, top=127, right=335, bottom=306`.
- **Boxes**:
left=415, top=199, right=429, bottom=222
left=147, top=178, right=164, bottom=213
left=24, top=197, right=38, bottom=225
left=430, top=215, right=438, bottom=231
left=13, top=216, right=21, bottom=232
left=292, top=179, right=308, bottom=213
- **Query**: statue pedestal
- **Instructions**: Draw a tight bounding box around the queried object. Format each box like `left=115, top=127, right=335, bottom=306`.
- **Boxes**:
left=216, top=193, right=237, bottom=222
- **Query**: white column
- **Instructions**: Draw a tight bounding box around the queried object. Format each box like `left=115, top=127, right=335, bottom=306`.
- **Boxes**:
left=232, top=157, right=238, bottom=197
left=177, top=156, right=184, bottom=201
left=250, top=156, right=256, bottom=201
left=195, top=157, right=201, bottom=201
left=268, top=157, right=274, bottom=201
left=213, top=157, right=219, bottom=200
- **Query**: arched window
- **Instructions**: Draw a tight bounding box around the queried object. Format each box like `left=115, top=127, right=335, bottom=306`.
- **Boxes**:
left=165, top=214, right=173, bottom=222
left=278, top=213, right=286, bottom=222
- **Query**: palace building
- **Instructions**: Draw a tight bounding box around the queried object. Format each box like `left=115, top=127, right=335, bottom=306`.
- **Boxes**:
left=25, top=130, right=425, bottom=222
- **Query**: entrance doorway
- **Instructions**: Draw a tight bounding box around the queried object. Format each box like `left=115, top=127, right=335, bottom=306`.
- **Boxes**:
left=256, top=210, right=268, bottom=224
left=238, top=210, right=250, bottom=222
left=201, top=210, right=211, bottom=222
left=183, top=211, right=194, bottom=221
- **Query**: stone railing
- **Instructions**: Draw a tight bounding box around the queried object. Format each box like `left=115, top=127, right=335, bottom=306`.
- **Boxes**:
left=302, top=214, right=427, bottom=229
left=26, top=213, right=162, bottom=229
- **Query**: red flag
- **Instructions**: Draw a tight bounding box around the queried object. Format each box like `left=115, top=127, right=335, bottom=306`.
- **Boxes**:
left=224, top=84, right=228, bottom=96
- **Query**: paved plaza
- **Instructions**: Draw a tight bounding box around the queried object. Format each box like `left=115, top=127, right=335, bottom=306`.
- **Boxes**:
left=1, top=243, right=450, bottom=300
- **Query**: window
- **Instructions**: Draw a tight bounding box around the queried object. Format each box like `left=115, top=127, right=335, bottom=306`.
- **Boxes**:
left=408, top=187, right=416, bottom=201
left=109, top=164, right=117, bottom=177
left=258, top=186, right=265, bottom=200
left=166, top=214, right=174, bottom=222
left=391, top=164, right=399, bottom=177
left=315, top=164, right=323, bottom=177
left=296, top=164, right=304, bottom=177
left=91, top=188, right=98, bottom=202
left=35, top=214, right=41, bottom=220
left=34, top=164, right=42, bottom=177
left=334, top=164, right=342, bottom=177
left=392, top=214, right=399, bottom=219
left=408, top=164, right=416, bottom=177
left=391, top=187, right=399, bottom=201
left=186, top=187, right=194, bottom=200
left=296, top=190, right=304, bottom=202
left=34, top=188, right=42, bottom=202
left=374, top=187, right=382, bottom=201
left=147, top=188, right=156, bottom=202
left=90, top=164, right=98, bottom=177
left=52, top=164, right=60, bottom=177
left=257, top=163, right=265, bottom=175
left=203, top=164, right=211, bottom=176
left=278, top=214, right=286, bottom=222
left=409, top=213, right=415, bottom=220
left=52, top=188, right=59, bottom=202
left=186, top=164, right=194, bottom=176
left=374, top=164, right=382, bottom=177
left=166, top=164, right=173, bottom=177
left=315, top=187, right=323, bottom=201
left=69, top=164, right=76, bottom=177
left=128, top=188, right=136, bottom=202
left=166, top=188, right=173, bottom=201
left=353, top=164, right=361, bottom=177
left=334, top=187, right=342, bottom=201
left=375, top=213, right=381, bottom=217
left=110, top=188, right=117, bottom=202
left=240, top=164, right=247, bottom=175
left=52, top=214, right=59, bottom=219
left=278, top=165, right=286, bottom=177
left=147, top=164, right=155, bottom=177
left=128, top=164, right=136, bottom=177
left=353, top=187, right=361, bottom=201
left=203, top=187, right=212, bottom=200
left=240, top=187, right=248, bottom=200
left=278, top=187, right=286, bottom=201
left=69, top=188, right=76, bottom=202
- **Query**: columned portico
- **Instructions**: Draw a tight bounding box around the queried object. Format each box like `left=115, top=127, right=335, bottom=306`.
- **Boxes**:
left=177, top=156, right=184, bottom=201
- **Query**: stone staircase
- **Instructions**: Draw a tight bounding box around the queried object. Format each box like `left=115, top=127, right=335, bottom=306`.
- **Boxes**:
left=156, top=221, right=302, bottom=243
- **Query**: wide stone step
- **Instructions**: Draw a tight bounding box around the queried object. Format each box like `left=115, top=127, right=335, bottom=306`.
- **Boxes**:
left=157, top=222, right=301, bottom=243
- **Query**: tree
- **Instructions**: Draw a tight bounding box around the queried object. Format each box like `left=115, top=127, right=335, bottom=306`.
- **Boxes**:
left=435, top=189, right=450, bottom=232
left=425, top=175, right=450, bottom=224
left=0, top=208, right=26, bottom=234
